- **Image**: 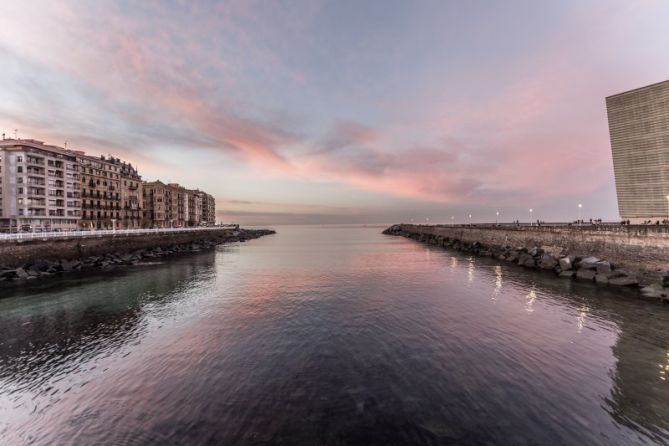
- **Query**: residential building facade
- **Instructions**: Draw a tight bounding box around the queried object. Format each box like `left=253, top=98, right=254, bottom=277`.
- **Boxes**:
left=109, top=157, right=143, bottom=229
left=78, top=154, right=122, bottom=229
left=606, top=80, right=669, bottom=222
left=199, top=191, right=216, bottom=225
left=0, top=139, right=81, bottom=231
left=1, top=137, right=215, bottom=231
left=143, top=181, right=215, bottom=227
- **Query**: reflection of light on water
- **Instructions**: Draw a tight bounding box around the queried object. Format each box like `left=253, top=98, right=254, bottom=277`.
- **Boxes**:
left=576, top=304, right=589, bottom=333
left=526, top=287, right=536, bottom=313
left=450, top=257, right=457, bottom=268
left=468, top=257, right=474, bottom=282
left=660, top=352, right=669, bottom=381
left=491, top=266, right=502, bottom=301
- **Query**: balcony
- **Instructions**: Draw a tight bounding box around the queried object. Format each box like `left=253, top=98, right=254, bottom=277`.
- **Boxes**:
left=27, top=157, right=45, bottom=166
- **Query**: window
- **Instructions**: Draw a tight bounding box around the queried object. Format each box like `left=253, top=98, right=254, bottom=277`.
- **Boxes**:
left=17, top=166, right=23, bottom=173
left=17, top=156, right=23, bottom=162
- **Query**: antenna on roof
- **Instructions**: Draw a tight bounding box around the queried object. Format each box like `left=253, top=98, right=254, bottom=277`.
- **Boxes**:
left=14, top=129, right=18, bottom=139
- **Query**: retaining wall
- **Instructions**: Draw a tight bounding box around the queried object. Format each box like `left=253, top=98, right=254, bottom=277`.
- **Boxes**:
left=399, top=224, right=669, bottom=271
left=0, top=229, right=237, bottom=266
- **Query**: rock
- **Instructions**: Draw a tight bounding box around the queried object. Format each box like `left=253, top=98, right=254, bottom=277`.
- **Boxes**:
left=595, top=261, right=613, bottom=275
left=529, top=247, right=544, bottom=257
left=559, top=270, right=576, bottom=278
left=639, top=270, right=669, bottom=287
left=640, top=284, right=668, bottom=299
left=576, top=269, right=596, bottom=281
left=579, top=257, right=601, bottom=270
left=539, top=254, right=557, bottom=270
left=0, top=269, right=17, bottom=279
left=609, top=275, right=638, bottom=287
left=558, top=256, right=573, bottom=271
left=15, top=267, right=29, bottom=279
left=595, top=273, right=609, bottom=285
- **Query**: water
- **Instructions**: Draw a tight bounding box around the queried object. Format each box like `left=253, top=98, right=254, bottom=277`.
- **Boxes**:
left=0, top=225, right=668, bottom=445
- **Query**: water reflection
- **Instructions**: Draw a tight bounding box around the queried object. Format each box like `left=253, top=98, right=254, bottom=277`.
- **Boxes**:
left=0, top=228, right=668, bottom=445
left=493, top=265, right=503, bottom=300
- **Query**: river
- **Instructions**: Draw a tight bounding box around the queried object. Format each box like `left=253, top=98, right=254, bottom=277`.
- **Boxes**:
left=0, top=225, right=668, bottom=445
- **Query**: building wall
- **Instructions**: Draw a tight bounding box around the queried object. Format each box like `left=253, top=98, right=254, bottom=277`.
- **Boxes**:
left=0, top=140, right=81, bottom=231
left=79, top=155, right=122, bottom=229
left=116, top=160, right=143, bottom=229
left=606, top=80, right=669, bottom=221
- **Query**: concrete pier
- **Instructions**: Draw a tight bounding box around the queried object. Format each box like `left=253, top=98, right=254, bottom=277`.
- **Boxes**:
left=392, top=224, right=669, bottom=272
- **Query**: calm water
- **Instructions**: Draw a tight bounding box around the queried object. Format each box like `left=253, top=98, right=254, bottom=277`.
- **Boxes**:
left=1, top=226, right=668, bottom=445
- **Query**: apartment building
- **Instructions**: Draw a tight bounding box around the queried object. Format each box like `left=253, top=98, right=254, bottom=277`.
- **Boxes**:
left=187, top=190, right=203, bottom=226
left=107, top=157, right=143, bottom=229
left=0, top=139, right=81, bottom=231
left=143, top=181, right=215, bottom=227
left=78, top=154, right=122, bottom=229
left=606, top=80, right=669, bottom=222
left=200, top=191, right=216, bottom=225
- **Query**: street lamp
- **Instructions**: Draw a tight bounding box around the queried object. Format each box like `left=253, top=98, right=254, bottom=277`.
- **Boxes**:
left=529, top=208, right=533, bottom=225
left=468, top=214, right=472, bottom=225
left=496, top=211, right=499, bottom=224
left=578, top=203, right=582, bottom=224
left=451, top=216, right=455, bottom=225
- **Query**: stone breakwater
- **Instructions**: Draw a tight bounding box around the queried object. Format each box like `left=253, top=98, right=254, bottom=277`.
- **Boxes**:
left=383, top=224, right=669, bottom=302
left=0, top=228, right=274, bottom=285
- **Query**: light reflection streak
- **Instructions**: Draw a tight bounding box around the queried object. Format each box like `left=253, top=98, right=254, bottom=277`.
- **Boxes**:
left=577, top=304, right=589, bottom=333
left=468, top=257, right=474, bottom=283
left=525, top=286, right=536, bottom=313
left=660, top=352, right=669, bottom=381
left=493, top=265, right=503, bottom=299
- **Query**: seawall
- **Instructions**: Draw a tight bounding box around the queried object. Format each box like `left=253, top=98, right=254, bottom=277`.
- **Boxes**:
left=0, top=228, right=274, bottom=270
left=384, top=224, right=669, bottom=300
left=394, top=224, right=669, bottom=271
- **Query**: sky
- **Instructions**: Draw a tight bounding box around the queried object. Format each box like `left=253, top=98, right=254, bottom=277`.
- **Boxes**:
left=1, top=0, right=668, bottom=225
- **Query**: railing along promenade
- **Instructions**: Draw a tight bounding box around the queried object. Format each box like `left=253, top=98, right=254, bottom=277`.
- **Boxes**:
left=407, top=222, right=669, bottom=235
left=0, top=225, right=239, bottom=242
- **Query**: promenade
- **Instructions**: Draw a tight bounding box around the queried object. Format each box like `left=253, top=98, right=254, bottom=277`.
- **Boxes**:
left=0, top=225, right=239, bottom=242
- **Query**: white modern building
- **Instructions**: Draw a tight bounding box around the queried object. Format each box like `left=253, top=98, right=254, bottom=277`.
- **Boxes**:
left=0, top=139, right=81, bottom=231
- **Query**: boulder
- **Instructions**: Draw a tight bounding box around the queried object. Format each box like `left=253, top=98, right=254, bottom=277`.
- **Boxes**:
left=576, top=269, right=596, bottom=281
left=595, top=261, right=613, bottom=275
left=558, top=256, right=573, bottom=271
left=641, top=284, right=669, bottom=300
left=529, top=247, right=544, bottom=257
left=579, top=257, right=601, bottom=270
left=639, top=270, right=669, bottom=287
left=594, top=273, right=609, bottom=285
left=559, top=270, right=576, bottom=278
left=609, top=275, right=638, bottom=287
left=15, top=267, right=29, bottom=279
left=539, top=254, right=558, bottom=270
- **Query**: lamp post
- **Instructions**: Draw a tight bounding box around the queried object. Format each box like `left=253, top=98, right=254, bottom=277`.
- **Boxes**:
left=468, top=214, right=472, bottom=225
left=451, top=216, right=454, bottom=225
left=578, top=203, right=582, bottom=225
left=496, top=211, right=499, bottom=224
left=529, top=208, right=533, bottom=226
